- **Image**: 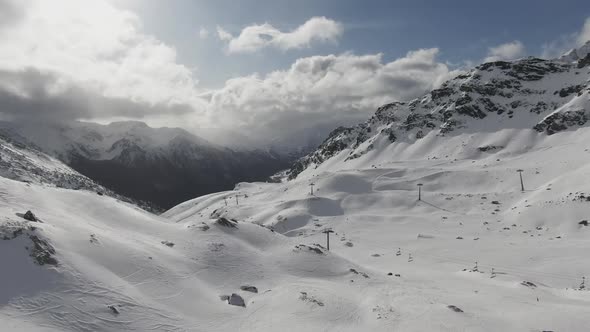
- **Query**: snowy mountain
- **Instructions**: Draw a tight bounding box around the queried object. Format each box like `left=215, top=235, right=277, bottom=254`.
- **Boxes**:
left=2, top=46, right=590, bottom=331
left=287, top=43, right=590, bottom=179
left=0, top=121, right=293, bottom=209
left=0, top=134, right=157, bottom=211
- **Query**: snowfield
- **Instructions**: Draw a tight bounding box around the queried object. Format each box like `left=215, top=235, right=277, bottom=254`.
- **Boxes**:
left=2, top=124, right=590, bottom=331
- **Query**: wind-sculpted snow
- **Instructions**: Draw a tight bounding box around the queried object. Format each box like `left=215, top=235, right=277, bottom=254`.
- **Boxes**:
left=288, top=49, right=590, bottom=179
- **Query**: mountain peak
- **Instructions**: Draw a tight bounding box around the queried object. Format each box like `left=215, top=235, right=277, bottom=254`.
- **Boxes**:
left=107, top=120, right=149, bottom=128
left=559, top=40, right=590, bottom=62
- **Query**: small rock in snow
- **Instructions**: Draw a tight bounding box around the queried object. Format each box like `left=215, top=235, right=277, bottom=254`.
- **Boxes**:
left=216, top=217, right=238, bottom=228
left=240, top=285, right=258, bottom=293
left=447, top=305, right=464, bottom=313
left=521, top=281, right=537, bottom=288
left=228, top=293, right=246, bottom=307
left=107, top=305, right=120, bottom=315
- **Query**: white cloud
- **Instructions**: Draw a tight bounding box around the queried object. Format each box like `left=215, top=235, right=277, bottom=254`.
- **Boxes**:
left=0, top=0, right=461, bottom=148
left=483, top=41, right=526, bottom=62
left=0, top=0, right=205, bottom=122
left=199, top=27, right=209, bottom=39
left=576, top=17, right=590, bottom=46
left=216, top=26, right=233, bottom=42
left=541, top=16, right=590, bottom=58
left=219, top=17, right=343, bottom=54
left=206, top=49, right=461, bottom=143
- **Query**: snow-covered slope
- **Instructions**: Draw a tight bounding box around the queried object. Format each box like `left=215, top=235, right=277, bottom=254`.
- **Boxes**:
left=4, top=125, right=589, bottom=331
left=160, top=124, right=590, bottom=331
left=0, top=121, right=292, bottom=209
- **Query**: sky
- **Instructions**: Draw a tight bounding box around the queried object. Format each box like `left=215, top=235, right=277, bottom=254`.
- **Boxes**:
left=0, top=0, right=589, bottom=148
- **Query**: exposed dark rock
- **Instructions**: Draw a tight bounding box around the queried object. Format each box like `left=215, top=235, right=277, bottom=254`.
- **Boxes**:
left=216, top=217, right=238, bottom=228
left=161, top=240, right=175, bottom=247
left=22, top=210, right=38, bottom=222
left=107, top=305, right=120, bottom=315
left=478, top=145, right=503, bottom=152
left=456, top=104, right=487, bottom=119
left=521, top=281, right=537, bottom=288
left=579, top=220, right=588, bottom=226
left=89, top=234, right=99, bottom=244
left=240, top=285, right=258, bottom=293
left=577, top=53, right=590, bottom=68
left=294, top=244, right=324, bottom=255
left=447, top=305, right=464, bottom=313
left=557, top=84, right=584, bottom=98
left=299, top=292, right=324, bottom=306
left=28, top=235, right=57, bottom=266
left=228, top=293, right=246, bottom=307
left=431, top=87, right=455, bottom=99
left=534, top=110, right=588, bottom=135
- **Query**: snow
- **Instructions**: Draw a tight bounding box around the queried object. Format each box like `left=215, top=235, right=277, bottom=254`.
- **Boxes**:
left=1, top=121, right=590, bottom=331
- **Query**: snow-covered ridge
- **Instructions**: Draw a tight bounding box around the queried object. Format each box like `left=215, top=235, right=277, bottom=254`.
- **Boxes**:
left=559, top=40, right=590, bottom=63
left=288, top=50, right=590, bottom=179
left=0, top=134, right=159, bottom=212
left=0, top=120, right=215, bottom=162
left=0, top=120, right=292, bottom=209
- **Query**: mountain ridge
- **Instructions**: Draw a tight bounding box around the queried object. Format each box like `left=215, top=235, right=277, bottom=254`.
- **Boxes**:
left=287, top=43, right=590, bottom=180
left=0, top=120, right=294, bottom=209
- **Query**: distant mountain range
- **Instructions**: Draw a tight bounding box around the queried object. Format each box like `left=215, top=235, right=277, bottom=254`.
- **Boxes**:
left=0, top=120, right=295, bottom=209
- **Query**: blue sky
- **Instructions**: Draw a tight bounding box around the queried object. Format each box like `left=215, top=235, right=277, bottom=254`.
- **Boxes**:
left=116, top=0, right=590, bottom=87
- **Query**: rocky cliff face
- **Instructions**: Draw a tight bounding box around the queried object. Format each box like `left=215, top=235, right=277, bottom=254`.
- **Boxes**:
left=288, top=43, right=590, bottom=179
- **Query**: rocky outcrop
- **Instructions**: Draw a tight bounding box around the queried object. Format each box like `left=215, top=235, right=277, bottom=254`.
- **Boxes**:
left=534, top=110, right=589, bottom=135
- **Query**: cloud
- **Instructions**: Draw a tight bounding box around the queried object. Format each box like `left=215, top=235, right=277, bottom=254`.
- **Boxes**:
left=0, top=68, right=193, bottom=123
left=205, top=49, right=461, bottom=144
left=216, top=26, right=233, bottom=42
left=542, top=16, right=590, bottom=58
left=199, top=27, right=209, bottom=39
left=218, top=17, right=343, bottom=54
left=0, top=0, right=26, bottom=30
left=576, top=17, right=590, bottom=46
left=0, top=0, right=205, bottom=122
left=483, top=41, right=526, bottom=62
left=0, top=0, right=461, bottom=148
